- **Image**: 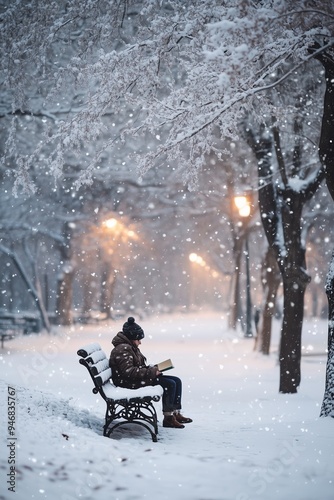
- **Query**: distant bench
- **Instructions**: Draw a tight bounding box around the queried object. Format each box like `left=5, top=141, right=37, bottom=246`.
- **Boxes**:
left=0, top=324, right=22, bottom=348
left=0, top=314, right=41, bottom=348
left=77, top=343, right=163, bottom=442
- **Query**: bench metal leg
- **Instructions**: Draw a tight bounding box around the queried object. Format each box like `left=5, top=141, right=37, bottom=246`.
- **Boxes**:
left=104, top=400, right=159, bottom=442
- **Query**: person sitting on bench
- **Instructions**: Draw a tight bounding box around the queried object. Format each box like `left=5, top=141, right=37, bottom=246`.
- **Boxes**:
left=109, top=317, right=193, bottom=429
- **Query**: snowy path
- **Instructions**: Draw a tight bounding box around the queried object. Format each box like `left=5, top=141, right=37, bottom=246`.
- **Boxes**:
left=0, top=312, right=333, bottom=500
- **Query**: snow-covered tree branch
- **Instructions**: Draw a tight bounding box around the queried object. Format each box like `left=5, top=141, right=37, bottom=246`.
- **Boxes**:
left=1, top=0, right=333, bottom=191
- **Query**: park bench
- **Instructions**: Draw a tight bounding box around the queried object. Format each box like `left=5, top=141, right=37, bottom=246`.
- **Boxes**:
left=0, top=313, right=42, bottom=348
left=0, top=323, right=23, bottom=348
left=77, top=342, right=163, bottom=442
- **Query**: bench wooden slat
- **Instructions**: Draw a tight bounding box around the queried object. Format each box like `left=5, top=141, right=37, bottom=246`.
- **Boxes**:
left=77, top=342, right=102, bottom=358
left=91, top=358, right=110, bottom=376
left=94, top=367, right=112, bottom=386
left=86, top=350, right=106, bottom=364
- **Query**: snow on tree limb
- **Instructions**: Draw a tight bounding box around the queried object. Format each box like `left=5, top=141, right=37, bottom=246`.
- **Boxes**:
left=1, top=0, right=334, bottom=190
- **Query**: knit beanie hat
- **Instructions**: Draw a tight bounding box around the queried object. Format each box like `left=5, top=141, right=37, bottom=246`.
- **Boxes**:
left=122, top=317, right=144, bottom=340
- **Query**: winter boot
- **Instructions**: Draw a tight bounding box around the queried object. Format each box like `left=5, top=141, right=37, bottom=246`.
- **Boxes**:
left=174, top=411, right=193, bottom=424
left=162, top=414, right=185, bottom=429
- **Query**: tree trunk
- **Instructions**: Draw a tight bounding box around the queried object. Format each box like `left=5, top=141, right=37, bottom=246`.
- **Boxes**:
left=100, top=263, right=116, bottom=319
left=255, top=247, right=281, bottom=355
left=320, top=253, right=334, bottom=416
left=245, top=120, right=321, bottom=392
left=279, top=268, right=309, bottom=393
left=313, top=46, right=334, bottom=416
left=55, top=222, right=74, bottom=326
left=277, top=189, right=311, bottom=393
left=34, top=270, right=51, bottom=332
left=24, top=239, right=51, bottom=332
left=56, top=264, right=74, bottom=326
left=82, top=272, right=96, bottom=317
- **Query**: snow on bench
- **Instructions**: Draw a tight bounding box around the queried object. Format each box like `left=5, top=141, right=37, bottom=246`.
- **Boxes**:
left=77, top=342, right=163, bottom=442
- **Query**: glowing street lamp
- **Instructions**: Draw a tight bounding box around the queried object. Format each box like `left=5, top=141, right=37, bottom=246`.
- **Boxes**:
left=101, top=217, right=138, bottom=242
left=189, top=253, right=206, bottom=266
left=102, top=218, right=118, bottom=230
left=234, top=195, right=251, bottom=219
left=189, top=252, right=199, bottom=263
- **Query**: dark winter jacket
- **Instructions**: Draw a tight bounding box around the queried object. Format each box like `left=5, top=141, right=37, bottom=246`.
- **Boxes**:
left=109, top=332, right=158, bottom=389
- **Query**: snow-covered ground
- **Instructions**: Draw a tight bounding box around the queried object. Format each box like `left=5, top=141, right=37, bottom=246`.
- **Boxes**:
left=0, top=311, right=333, bottom=500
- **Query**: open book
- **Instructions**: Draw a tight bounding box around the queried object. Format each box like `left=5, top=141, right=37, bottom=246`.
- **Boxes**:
left=156, top=358, right=174, bottom=372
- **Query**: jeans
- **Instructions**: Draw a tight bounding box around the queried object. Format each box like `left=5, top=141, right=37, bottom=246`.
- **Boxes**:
left=152, top=375, right=182, bottom=413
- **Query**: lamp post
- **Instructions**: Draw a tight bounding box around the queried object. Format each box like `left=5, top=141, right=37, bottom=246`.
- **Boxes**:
left=234, top=195, right=253, bottom=338
left=98, top=216, right=138, bottom=317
